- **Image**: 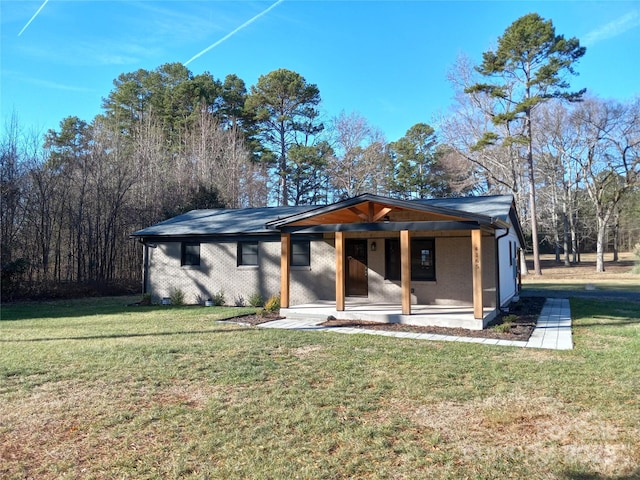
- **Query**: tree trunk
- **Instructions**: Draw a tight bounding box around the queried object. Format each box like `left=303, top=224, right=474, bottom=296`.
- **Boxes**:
left=595, top=214, right=607, bottom=273
left=612, top=209, right=620, bottom=262
left=527, top=138, right=542, bottom=275
left=563, top=210, right=571, bottom=267
left=519, top=249, right=529, bottom=276
left=571, top=209, right=579, bottom=264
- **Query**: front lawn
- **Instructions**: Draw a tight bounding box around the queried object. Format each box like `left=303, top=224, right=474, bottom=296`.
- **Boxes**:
left=1, top=296, right=638, bottom=479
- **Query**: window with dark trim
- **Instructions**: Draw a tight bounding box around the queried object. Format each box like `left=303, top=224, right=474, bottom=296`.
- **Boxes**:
left=385, top=238, right=436, bottom=281
left=238, top=241, right=259, bottom=266
left=291, top=240, right=311, bottom=267
left=181, top=242, right=200, bottom=266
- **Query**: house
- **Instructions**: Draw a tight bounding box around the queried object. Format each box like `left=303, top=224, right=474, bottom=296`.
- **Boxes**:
left=131, top=193, right=524, bottom=330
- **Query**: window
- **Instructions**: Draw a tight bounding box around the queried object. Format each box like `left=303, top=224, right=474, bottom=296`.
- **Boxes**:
left=238, top=241, right=258, bottom=266
left=385, top=238, right=435, bottom=281
left=291, top=240, right=311, bottom=267
left=181, top=242, right=200, bottom=266
left=412, top=239, right=435, bottom=281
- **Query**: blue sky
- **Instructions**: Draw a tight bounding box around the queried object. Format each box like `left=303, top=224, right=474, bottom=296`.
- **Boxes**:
left=2, top=0, right=639, bottom=143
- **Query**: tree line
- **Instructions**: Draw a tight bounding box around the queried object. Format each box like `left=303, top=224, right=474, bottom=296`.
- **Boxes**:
left=2, top=13, right=638, bottom=300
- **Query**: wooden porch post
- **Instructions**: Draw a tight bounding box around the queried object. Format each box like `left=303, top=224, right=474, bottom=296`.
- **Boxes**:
left=335, top=231, right=345, bottom=311
left=400, top=230, right=411, bottom=315
left=280, top=233, right=291, bottom=308
left=471, top=229, right=483, bottom=319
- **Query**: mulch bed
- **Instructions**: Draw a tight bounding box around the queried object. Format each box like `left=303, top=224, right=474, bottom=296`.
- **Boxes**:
left=228, top=312, right=283, bottom=326
left=228, top=297, right=547, bottom=342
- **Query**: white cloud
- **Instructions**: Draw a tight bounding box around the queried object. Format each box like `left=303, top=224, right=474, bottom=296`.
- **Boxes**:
left=4, top=71, right=96, bottom=93
left=583, top=9, right=640, bottom=46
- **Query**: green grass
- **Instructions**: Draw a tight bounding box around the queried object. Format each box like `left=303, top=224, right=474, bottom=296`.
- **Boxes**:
left=1, top=296, right=639, bottom=479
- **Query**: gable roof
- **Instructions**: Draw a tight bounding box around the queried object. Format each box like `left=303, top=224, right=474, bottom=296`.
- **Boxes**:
left=131, top=194, right=524, bottom=244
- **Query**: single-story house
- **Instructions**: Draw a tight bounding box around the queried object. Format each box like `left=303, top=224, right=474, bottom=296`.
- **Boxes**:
left=131, top=193, right=524, bottom=330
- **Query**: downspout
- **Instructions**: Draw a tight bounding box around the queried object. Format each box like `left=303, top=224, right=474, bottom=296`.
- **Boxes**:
left=138, top=239, right=156, bottom=295
left=142, top=243, right=149, bottom=295
left=495, top=228, right=510, bottom=310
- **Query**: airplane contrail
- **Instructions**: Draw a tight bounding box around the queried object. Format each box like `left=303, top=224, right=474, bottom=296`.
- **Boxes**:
left=184, top=0, right=285, bottom=66
left=18, top=0, right=50, bottom=36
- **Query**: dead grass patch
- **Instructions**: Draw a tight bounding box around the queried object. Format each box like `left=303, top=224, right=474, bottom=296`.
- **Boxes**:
left=0, top=378, right=225, bottom=478
left=522, top=252, right=638, bottom=284
left=293, top=344, right=325, bottom=359
left=390, top=393, right=639, bottom=477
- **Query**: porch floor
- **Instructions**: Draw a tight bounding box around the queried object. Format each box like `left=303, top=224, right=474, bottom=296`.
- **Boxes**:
left=280, top=299, right=496, bottom=331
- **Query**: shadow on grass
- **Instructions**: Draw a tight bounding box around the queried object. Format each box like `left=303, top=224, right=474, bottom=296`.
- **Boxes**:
left=1, top=299, right=255, bottom=322
left=521, top=287, right=640, bottom=302
left=0, top=327, right=253, bottom=343
left=563, top=468, right=640, bottom=480
left=569, top=298, right=640, bottom=331
left=573, top=320, right=640, bottom=328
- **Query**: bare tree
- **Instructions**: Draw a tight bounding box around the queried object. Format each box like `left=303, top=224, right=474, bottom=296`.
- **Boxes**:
left=569, top=97, right=640, bottom=272
left=327, top=111, right=389, bottom=200
left=440, top=55, right=529, bottom=213
left=534, top=101, right=583, bottom=266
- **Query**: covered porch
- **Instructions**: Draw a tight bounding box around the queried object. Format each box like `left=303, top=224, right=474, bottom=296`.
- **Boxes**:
left=268, top=194, right=501, bottom=329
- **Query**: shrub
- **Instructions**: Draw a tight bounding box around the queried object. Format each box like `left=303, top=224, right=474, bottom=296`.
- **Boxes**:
left=264, top=294, right=280, bottom=313
left=140, top=293, right=152, bottom=306
left=234, top=294, right=246, bottom=307
left=493, top=322, right=512, bottom=333
left=248, top=292, right=264, bottom=308
left=169, top=288, right=185, bottom=306
left=493, top=314, right=517, bottom=333
left=211, top=290, right=226, bottom=306
left=0, top=258, right=30, bottom=301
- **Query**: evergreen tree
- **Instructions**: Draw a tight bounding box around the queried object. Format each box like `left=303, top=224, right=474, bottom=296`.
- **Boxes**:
left=245, top=69, right=323, bottom=205
left=465, top=13, right=586, bottom=275
left=388, top=123, right=449, bottom=199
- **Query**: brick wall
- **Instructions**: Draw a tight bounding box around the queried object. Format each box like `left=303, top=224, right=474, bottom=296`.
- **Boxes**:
left=147, top=232, right=497, bottom=308
left=147, top=238, right=334, bottom=306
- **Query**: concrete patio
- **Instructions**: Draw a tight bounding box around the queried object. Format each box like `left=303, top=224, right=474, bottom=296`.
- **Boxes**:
left=263, top=297, right=573, bottom=350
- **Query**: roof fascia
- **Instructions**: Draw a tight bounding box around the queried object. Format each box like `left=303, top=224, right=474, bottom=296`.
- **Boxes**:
left=130, top=233, right=282, bottom=243
left=280, top=220, right=484, bottom=234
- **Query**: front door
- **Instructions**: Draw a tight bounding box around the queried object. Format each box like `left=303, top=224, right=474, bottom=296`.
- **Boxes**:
left=345, top=239, right=368, bottom=297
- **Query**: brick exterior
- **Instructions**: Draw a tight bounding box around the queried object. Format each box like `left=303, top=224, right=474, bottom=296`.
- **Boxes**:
left=337, top=232, right=496, bottom=308
left=146, top=232, right=500, bottom=309
left=147, top=238, right=335, bottom=306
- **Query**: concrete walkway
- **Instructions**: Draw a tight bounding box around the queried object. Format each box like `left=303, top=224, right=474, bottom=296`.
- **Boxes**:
left=258, top=297, right=573, bottom=350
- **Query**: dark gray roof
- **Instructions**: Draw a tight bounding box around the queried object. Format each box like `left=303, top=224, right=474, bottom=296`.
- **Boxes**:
left=132, top=194, right=522, bottom=243
left=131, top=205, right=315, bottom=237
left=412, top=195, right=515, bottom=222
left=265, top=193, right=513, bottom=228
